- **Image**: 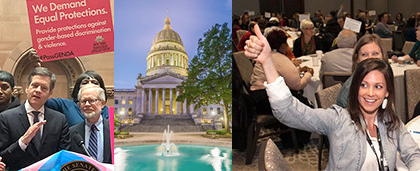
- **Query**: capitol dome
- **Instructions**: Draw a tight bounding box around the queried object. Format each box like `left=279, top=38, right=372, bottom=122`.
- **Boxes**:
left=146, top=13, right=188, bottom=77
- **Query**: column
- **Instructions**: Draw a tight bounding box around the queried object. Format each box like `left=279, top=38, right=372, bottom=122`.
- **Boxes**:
left=184, top=99, right=187, bottom=114
left=170, top=88, right=173, bottom=115
left=190, top=104, right=194, bottom=114
left=155, top=88, right=159, bottom=114
left=141, top=89, right=145, bottom=113
left=148, top=88, right=152, bottom=114
left=162, top=88, right=166, bottom=114
left=176, top=90, right=180, bottom=115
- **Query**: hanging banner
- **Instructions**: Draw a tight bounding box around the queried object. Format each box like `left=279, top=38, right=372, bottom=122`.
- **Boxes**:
left=26, top=0, right=114, bottom=62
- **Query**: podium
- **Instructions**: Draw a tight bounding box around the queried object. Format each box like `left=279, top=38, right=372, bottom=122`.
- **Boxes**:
left=20, top=150, right=113, bottom=171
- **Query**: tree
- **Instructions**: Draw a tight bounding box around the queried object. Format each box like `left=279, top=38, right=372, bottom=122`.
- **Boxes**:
left=177, top=23, right=232, bottom=133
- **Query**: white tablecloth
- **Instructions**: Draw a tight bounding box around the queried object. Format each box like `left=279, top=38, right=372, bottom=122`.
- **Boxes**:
left=395, top=115, right=420, bottom=170
left=388, top=61, right=419, bottom=122
left=298, top=56, right=419, bottom=122
left=299, top=55, right=322, bottom=108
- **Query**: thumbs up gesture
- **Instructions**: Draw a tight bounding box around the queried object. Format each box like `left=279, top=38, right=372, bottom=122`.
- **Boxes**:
left=244, top=24, right=272, bottom=64
left=0, top=157, right=6, bottom=171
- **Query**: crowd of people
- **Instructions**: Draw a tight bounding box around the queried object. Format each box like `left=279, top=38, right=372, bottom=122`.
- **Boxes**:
left=0, top=68, right=111, bottom=170
left=234, top=5, right=420, bottom=170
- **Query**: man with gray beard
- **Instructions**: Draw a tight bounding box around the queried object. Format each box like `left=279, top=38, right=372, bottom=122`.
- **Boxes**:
left=69, top=86, right=111, bottom=163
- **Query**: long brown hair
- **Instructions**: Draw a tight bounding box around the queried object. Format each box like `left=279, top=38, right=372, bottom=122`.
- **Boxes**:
left=347, top=58, right=400, bottom=137
left=351, top=34, right=388, bottom=71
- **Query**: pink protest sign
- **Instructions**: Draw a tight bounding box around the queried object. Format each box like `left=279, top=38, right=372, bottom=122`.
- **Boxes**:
left=26, top=0, right=114, bottom=61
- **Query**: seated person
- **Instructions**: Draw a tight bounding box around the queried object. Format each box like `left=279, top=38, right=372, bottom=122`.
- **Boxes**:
left=336, top=34, right=389, bottom=108
left=293, top=19, right=323, bottom=57
left=45, top=70, right=109, bottom=127
left=391, top=25, right=420, bottom=67
left=0, top=71, right=20, bottom=113
left=319, top=30, right=357, bottom=81
left=375, top=12, right=393, bottom=38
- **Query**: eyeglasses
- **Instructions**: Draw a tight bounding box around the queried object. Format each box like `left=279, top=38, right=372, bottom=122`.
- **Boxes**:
left=80, top=99, right=101, bottom=105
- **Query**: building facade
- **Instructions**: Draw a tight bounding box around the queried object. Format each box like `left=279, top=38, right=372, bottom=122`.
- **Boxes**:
left=115, top=15, right=223, bottom=124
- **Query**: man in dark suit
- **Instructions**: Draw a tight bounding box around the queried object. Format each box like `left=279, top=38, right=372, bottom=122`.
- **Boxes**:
left=0, top=67, right=70, bottom=170
left=0, top=70, right=20, bottom=113
left=69, top=85, right=111, bottom=164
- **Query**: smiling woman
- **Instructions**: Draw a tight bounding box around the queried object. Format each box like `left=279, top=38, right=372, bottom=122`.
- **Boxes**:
left=244, top=24, right=420, bottom=170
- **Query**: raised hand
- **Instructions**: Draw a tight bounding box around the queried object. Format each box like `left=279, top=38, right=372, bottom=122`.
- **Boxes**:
left=21, top=120, right=47, bottom=145
left=244, top=24, right=272, bottom=64
left=0, top=157, right=5, bottom=171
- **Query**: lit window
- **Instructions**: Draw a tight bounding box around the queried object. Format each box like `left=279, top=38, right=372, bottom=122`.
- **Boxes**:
left=122, top=99, right=126, bottom=104
left=129, top=108, right=132, bottom=115
left=129, top=99, right=133, bottom=105
left=203, top=108, right=207, bottom=115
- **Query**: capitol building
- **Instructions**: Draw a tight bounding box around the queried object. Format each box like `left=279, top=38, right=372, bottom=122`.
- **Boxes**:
left=115, top=14, right=223, bottom=125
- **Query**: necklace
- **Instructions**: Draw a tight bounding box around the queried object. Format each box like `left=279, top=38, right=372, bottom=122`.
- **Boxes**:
left=366, top=126, right=386, bottom=171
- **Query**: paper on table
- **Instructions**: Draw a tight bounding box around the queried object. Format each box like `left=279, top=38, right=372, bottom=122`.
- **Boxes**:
left=407, top=121, right=420, bottom=146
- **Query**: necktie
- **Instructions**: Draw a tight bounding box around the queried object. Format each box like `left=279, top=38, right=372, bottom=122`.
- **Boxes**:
left=88, top=125, right=98, bottom=160
left=32, top=111, right=42, bottom=152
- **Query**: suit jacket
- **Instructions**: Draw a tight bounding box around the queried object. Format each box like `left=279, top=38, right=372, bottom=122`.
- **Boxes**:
left=0, top=104, right=70, bottom=170
left=319, top=48, right=353, bottom=81
left=69, top=118, right=112, bottom=164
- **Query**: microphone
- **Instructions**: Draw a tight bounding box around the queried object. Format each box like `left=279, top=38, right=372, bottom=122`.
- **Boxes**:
left=73, top=133, right=92, bottom=157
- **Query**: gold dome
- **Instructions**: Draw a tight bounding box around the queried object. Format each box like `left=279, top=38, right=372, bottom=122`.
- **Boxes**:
left=152, top=16, right=183, bottom=45
left=146, top=12, right=189, bottom=77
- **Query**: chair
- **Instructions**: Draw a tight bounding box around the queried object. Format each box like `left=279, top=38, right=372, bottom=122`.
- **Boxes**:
left=236, top=30, right=247, bottom=43
left=321, top=72, right=352, bottom=89
left=392, top=31, right=405, bottom=51
left=381, top=38, right=393, bottom=53
left=315, top=83, right=343, bottom=171
left=404, top=69, right=420, bottom=120
left=232, top=39, right=239, bottom=52
left=232, top=51, right=299, bottom=165
left=402, top=41, right=415, bottom=55
left=258, top=139, right=291, bottom=171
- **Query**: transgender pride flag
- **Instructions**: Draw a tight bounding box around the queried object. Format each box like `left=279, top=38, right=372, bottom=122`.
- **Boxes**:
left=20, top=150, right=113, bottom=171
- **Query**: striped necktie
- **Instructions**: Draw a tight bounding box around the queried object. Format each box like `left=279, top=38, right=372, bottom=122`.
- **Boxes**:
left=88, top=125, right=98, bottom=160
left=32, top=111, right=42, bottom=152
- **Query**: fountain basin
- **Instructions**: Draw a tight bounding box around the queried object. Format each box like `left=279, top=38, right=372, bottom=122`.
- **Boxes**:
left=115, top=144, right=232, bottom=171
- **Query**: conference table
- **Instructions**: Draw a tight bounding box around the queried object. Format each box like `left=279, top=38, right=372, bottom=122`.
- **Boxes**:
left=299, top=55, right=419, bottom=123
left=395, top=115, right=420, bottom=170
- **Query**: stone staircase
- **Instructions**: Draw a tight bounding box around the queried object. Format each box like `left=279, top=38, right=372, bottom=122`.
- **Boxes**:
left=120, top=118, right=215, bottom=132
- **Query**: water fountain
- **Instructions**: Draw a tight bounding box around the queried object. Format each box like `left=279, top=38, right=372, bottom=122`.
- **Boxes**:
left=157, top=125, right=179, bottom=156
left=201, top=147, right=231, bottom=171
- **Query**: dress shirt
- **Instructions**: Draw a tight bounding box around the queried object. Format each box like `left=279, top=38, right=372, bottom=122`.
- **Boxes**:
left=18, top=101, right=45, bottom=151
left=85, top=116, right=104, bottom=162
